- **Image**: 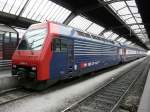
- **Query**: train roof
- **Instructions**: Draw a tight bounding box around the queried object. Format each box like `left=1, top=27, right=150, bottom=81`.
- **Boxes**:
left=49, top=21, right=121, bottom=46
left=120, top=43, right=146, bottom=51
left=31, top=21, right=146, bottom=50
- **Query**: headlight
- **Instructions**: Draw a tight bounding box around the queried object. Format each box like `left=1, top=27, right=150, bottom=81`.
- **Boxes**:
left=32, top=67, right=36, bottom=70
left=12, top=65, right=16, bottom=68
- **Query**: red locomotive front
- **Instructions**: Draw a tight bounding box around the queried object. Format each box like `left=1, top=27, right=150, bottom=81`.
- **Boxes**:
left=12, top=22, right=52, bottom=82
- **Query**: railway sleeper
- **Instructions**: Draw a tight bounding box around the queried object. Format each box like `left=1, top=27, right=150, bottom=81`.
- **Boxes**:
left=95, top=98, right=115, bottom=106
left=110, top=84, right=131, bottom=88
left=76, top=105, right=107, bottom=112
left=97, top=95, right=120, bottom=101
left=106, top=87, right=126, bottom=92
left=101, top=92, right=123, bottom=98
left=107, top=86, right=127, bottom=90
left=102, top=89, right=124, bottom=95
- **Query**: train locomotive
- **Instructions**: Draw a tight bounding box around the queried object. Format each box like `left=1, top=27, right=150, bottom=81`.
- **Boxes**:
left=12, top=21, right=146, bottom=90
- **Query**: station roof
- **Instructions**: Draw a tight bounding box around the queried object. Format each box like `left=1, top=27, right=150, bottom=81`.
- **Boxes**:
left=0, top=0, right=149, bottom=49
left=0, top=24, right=17, bottom=33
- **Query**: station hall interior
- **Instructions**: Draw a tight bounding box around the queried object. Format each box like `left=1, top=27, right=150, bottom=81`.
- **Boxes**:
left=0, top=0, right=150, bottom=112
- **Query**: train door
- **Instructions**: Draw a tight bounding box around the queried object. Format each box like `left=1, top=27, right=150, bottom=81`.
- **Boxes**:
left=122, top=48, right=126, bottom=62
left=119, top=47, right=126, bottom=62
left=67, top=41, right=74, bottom=73
left=0, top=34, right=3, bottom=60
left=50, top=37, right=74, bottom=80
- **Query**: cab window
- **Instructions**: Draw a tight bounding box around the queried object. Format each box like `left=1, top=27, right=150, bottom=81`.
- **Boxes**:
left=53, top=38, right=68, bottom=52
left=61, top=39, right=67, bottom=52
left=53, top=39, right=61, bottom=52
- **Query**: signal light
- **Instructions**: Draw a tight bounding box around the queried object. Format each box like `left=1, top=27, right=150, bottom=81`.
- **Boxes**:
left=12, top=65, right=16, bottom=68
left=32, top=67, right=36, bottom=70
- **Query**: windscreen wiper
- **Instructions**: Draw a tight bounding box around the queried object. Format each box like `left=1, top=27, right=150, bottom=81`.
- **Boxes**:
left=30, top=40, right=35, bottom=55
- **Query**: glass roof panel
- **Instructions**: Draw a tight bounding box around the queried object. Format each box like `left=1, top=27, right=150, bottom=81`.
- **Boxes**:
left=49, top=7, right=63, bottom=21
left=10, top=0, right=25, bottom=15
left=118, top=7, right=131, bottom=15
left=54, top=8, right=67, bottom=22
left=18, top=0, right=71, bottom=23
left=139, top=25, right=144, bottom=29
left=15, top=0, right=28, bottom=15
left=26, top=0, right=43, bottom=19
left=130, top=43, right=135, bottom=45
left=57, top=10, right=67, bottom=21
left=120, top=38, right=127, bottom=43
left=87, top=23, right=104, bottom=35
left=36, top=2, right=55, bottom=22
left=21, top=0, right=37, bottom=17
left=116, top=37, right=126, bottom=43
left=0, top=0, right=28, bottom=15
left=103, top=31, right=113, bottom=38
left=110, top=2, right=126, bottom=10
left=68, top=15, right=130, bottom=43
left=116, top=37, right=123, bottom=42
left=44, top=4, right=60, bottom=21
left=134, top=13, right=141, bottom=18
left=125, top=41, right=132, bottom=45
left=126, top=18, right=136, bottom=24
left=0, top=0, right=7, bottom=11
left=131, top=25, right=139, bottom=29
left=126, top=1, right=136, bottom=7
left=104, top=0, right=149, bottom=46
left=129, top=7, right=138, bottom=13
left=31, top=0, right=48, bottom=20
left=0, top=0, right=71, bottom=23
left=134, top=29, right=141, bottom=33
left=141, top=38, right=147, bottom=43
left=121, top=15, right=132, bottom=20
left=135, top=18, right=142, bottom=23
left=108, top=33, right=118, bottom=40
left=68, top=16, right=92, bottom=31
left=57, top=10, right=71, bottom=23
left=3, top=0, right=16, bottom=13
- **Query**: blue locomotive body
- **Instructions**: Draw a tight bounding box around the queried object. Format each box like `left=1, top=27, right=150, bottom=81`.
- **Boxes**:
left=49, top=23, right=145, bottom=80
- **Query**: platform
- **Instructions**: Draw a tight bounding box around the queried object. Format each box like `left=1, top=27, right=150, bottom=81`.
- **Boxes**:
left=138, top=64, right=150, bottom=112
left=0, top=70, right=18, bottom=91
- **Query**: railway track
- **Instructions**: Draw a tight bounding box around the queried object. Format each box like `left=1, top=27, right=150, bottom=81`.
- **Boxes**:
left=62, top=58, right=150, bottom=112
left=0, top=88, right=32, bottom=105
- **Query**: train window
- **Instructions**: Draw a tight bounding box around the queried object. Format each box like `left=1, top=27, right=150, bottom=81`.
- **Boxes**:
left=4, top=32, right=10, bottom=43
left=0, top=35, right=2, bottom=41
left=18, top=39, right=30, bottom=50
left=18, top=28, right=47, bottom=50
left=53, top=39, right=61, bottom=52
left=53, top=38, right=68, bottom=52
left=61, top=39, right=67, bottom=52
left=11, top=33, right=17, bottom=41
left=92, top=35, right=98, bottom=39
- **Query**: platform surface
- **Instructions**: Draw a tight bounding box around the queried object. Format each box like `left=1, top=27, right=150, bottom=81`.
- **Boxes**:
left=138, top=65, right=150, bottom=112
left=0, top=70, right=11, bottom=78
left=0, top=70, right=18, bottom=91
